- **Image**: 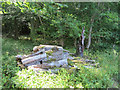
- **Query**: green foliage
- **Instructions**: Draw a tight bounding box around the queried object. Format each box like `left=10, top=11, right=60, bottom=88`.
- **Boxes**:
left=2, top=53, right=20, bottom=88
left=2, top=2, right=119, bottom=48
left=2, top=38, right=119, bottom=88
left=2, top=38, right=34, bottom=88
left=12, top=68, right=70, bottom=88
left=75, top=66, right=114, bottom=88
left=1, top=2, right=119, bottom=88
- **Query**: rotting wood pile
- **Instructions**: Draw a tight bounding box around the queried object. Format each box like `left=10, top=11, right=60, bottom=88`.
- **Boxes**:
left=16, top=45, right=99, bottom=73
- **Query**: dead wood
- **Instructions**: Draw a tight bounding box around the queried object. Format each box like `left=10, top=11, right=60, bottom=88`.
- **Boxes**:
left=22, top=53, right=46, bottom=64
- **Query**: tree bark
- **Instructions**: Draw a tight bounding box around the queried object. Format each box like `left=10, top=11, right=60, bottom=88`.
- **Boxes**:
left=76, top=27, right=85, bottom=57
left=76, top=26, right=85, bottom=57
left=86, top=18, right=94, bottom=50
left=81, top=27, right=85, bottom=54
left=76, top=37, right=82, bottom=57
left=30, top=17, right=37, bottom=41
left=86, top=2, right=100, bottom=50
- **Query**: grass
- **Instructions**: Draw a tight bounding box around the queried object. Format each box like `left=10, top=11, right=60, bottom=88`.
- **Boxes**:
left=1, top=37, right=119, bottom=88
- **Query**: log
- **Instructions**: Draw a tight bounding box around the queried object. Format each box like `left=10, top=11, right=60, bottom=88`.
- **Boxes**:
left=33, top=46, right=45, bottom=52
left=16, top=49, right=45, bottom=61
left=15, top=55, right=28, bottom=61
left=52, top=50, right=63, bottom=56
left=21, top=53, right=47, bottom=64
left=32, top=63, right=54, bottom=69
left=24, top=60, right=42, bottom=67
left=27, top=48, right=45, bottom=58
left=39, top=45, right=63, bottom=51
left=46, top=50, right=64, bottom=61
left=27, top=65, right=49, bottom=72
left=47, top=54, right=64, bottom=61
left=48, top=58, right=68, bottom=67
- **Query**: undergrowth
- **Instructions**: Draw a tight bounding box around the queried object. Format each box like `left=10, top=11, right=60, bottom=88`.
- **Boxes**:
left=1, top=38, right=119, bottom=88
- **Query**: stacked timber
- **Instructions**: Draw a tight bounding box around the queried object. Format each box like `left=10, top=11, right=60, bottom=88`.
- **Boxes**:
left=15, top=45, right=99, bottom=73
left=16, top=45, right=69, bottom=72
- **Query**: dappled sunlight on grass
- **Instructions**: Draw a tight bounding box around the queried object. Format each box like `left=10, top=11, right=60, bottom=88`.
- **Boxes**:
left=12, top=68, right=70, bottom=88
left=2, top=38, right=119, bottom=88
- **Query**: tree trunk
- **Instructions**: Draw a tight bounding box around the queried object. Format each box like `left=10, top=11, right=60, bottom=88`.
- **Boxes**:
left=86, top=19, right=94, bottom=50
left=76, top=27, right=85, bottom=57
left=86, top=2, right=100, bottom=50
left=30, top=18, right=37, bottom=41
left=76, top=37, right=83, bottom=57
left=81, top=27, right=85, bottom=54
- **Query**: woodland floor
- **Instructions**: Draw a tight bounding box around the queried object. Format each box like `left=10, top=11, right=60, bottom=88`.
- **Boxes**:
left=1, top=37, right=119, bottom=88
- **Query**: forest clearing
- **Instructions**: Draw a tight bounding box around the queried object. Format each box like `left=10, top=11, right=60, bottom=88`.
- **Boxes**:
left=1, top=1, right=120, bottom=88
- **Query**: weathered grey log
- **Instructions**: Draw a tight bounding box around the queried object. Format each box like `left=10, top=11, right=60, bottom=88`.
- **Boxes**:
left=16, top=48, right=45, bottom=61
left=48, top=58, right=68, bottom=67
left=15, top=55, right=28, bottom=61
left=63, top=52, right=71, bottom=59
left=45, top=50, right=64, bottom=61
left=33, top=45, right=64, bottom=60
left=24, top=60, right=41, bottom=67
left=33, top=46, right=45, bottom=52
left=52, top=50, right=63, bottom=56
left=30, top=63, right=54, bottom=69
left=45, top=49, right=63, bottom=56
left=27, top=66, right=48, bottom=72
left=22, top=53, right=47, bottom=64
left=28, top=65, right=59, bottom=73
left=33, top=48, right=45, bottom=55
left=48, top=55, right=64, bottom=61
left=39, top=45, right=63, bottom=51
left=27, top=48, right=45, bottom=57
